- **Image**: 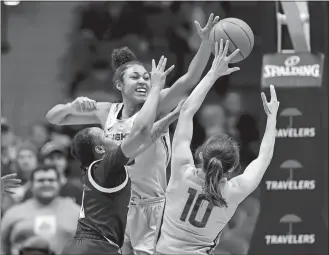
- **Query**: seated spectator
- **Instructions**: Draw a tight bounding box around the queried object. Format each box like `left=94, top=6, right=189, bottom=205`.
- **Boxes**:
left=28, top=123, right=51, bottom=151
left=1, top=165, right=80, bottom=255
left=23, top=142, right=82, bottom=205
left=197, top=102, right=227, bottom=139
left=11, top=142, right=38, bottom=203
left=1, top=117, right=21, bottom=176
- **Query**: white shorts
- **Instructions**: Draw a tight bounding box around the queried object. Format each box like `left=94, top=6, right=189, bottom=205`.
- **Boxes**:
left=121, top=197, right=165, bottom=255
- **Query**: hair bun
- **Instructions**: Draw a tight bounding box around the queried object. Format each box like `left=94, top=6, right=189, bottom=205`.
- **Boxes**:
left=111, top=47, right=137, bottom=70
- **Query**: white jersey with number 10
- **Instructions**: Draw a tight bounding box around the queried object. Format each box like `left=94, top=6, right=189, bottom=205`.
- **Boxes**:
left=156, top=165, right=238, bottom=255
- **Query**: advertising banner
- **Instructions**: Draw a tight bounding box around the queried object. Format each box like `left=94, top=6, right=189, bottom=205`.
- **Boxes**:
left=261, top=53, right=324, bottom=88
left=248, top=53, right=327, bottom=255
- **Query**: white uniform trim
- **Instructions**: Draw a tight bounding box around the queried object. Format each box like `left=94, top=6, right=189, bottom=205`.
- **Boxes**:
left=87, top=159, right=129, bottom=193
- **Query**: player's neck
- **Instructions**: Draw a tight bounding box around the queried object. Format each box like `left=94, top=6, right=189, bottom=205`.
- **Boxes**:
left=121, top=98, right=143, bottom=119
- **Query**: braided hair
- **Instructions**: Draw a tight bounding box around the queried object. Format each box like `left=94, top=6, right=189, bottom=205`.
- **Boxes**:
left=71, top=128, right=96, bottom=176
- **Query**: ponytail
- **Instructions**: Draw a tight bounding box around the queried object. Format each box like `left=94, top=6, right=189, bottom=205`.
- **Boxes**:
left=203, top=157, right=228, bottom=207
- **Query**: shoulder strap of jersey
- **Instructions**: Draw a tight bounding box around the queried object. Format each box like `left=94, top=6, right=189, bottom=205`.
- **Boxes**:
left=104, top=103, right=124, bottom=130
left=87, top=159, right=129, bottom=193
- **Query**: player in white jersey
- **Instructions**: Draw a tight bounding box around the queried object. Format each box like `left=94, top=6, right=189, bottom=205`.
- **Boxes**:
left=155, top=41, right=279, bottom=255
left=46, top=13, right=222, bottom=255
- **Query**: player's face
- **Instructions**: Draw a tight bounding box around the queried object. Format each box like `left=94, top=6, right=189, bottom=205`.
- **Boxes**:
left=91, top=127, right=117, bottom=154
left=32, top=169, right=60, bottom=201
left=121, top=65, right=151, bottom=104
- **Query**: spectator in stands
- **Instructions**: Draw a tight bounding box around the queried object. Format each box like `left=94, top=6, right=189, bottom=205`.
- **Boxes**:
left=23, top=142, right=82, bottom=205
left=197, top=102, right=227, bottom=139
left=10, top=142, right=38, bottom=203
left=223, top=91, right=242, bottom=138
left=28, top=123, right=51, bottom=151
left=1, top=117, right=21, bottom=176
left=1, top=165, right=79, bottom=255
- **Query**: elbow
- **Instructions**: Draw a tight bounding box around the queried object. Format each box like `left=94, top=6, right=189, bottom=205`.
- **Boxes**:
left=45, top=112, right=61, bottom=125
left=45, top=112, right=56, bottom=125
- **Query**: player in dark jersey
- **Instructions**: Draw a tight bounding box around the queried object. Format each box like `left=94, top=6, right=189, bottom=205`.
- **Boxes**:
left=61, top=56, right=175, bottom=255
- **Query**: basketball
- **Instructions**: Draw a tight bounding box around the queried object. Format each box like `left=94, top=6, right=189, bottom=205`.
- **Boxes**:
left=210, top=18, right=254, bottom=63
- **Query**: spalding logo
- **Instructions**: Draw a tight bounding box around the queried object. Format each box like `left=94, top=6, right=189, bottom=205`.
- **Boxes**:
left=284, top=56, right=300, bottom=67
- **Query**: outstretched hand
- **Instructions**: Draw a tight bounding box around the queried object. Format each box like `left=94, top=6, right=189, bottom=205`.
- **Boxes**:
left=1, top=173, right=21, bottom=195
left=209, top=39, right=240, bottom=78
left=261, top=85, right=280, bottom=117
left=151, top=56, right=175, bottom=89
left=194, top=13, right=220, bottom=42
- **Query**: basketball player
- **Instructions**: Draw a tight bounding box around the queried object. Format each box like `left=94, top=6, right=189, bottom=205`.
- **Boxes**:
left=61, top=58, right=176, bottom=255
left=155, top=41, right=279, bottom=255
left=46, top=14, right=223, bottom=255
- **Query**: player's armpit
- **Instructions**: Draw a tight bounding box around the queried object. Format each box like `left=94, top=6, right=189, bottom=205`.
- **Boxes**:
left=228, top=157, right=270, bottom=203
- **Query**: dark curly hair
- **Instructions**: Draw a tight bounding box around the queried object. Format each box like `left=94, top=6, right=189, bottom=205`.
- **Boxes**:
left=111, top=46, right=146, bottom=87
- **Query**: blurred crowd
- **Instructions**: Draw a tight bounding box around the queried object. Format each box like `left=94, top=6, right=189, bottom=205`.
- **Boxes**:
left=1, top=2, right=261, bottom=255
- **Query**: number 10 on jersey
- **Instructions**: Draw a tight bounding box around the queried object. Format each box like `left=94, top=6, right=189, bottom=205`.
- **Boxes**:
left=180, top=188, right=214, bottom=228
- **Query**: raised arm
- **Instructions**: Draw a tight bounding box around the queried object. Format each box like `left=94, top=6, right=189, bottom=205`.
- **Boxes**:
left=128, top=99, right=186, bottom=162
left=46, top=97, right=111, bottom=126
left=121, top=58, right=175, bottom=158
left=230, top=85, right=279, bottom=202
left=157, top=13, right=219, bottom=116
left=171, top=41, right=240, bottom=178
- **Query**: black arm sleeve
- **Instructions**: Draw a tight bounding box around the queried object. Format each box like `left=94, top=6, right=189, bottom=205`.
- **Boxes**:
left=91, top=145, right=130, bottom=189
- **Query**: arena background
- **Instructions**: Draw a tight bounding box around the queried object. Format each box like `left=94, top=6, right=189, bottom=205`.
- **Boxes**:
left=1, top=1, right=328, bottom=255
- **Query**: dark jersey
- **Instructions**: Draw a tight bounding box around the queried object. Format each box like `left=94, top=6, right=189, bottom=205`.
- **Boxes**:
left=76, top=145, right=130, bottom=248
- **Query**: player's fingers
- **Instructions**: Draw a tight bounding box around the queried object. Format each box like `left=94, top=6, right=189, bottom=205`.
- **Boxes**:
left=218, top=39, right=224, bottom=57
left=1, top=173, right=18, bottom=180
left=214, top=42, right=219, bottom=58
left=75, top=98, right=83, bottom=112
left=152, top=59, right=156, bottom=71
left=263, top=102, right=270, bottom=115
left=227, top=49, right=240, bottom=62
left=227, top=67, right=240, bottom=74
left=164, top=65, right=175, bottom=76
left=82, top=97, right=92, bottom=110
left=261, top=92, right=268, bottom=104
left=91, top=100, right=97, bottom=110
left=4, top=189, right=16, bottom=195
left=6, top=179, right=21, bottom=184
left=223, top=40, right=230, bottom=57
left=157, top=56, right=165, bottom=70
left=207, top=13, right=214, bottom=26
left=78, top=98, right=86, bottom=111
left=5, top=183, right=21, bottom=189
left=84, top=98, right=94, bottom=111
left=270, top=84, right=277, bottom=102
left=160, top=58, right=167, bottom=72
left=212, top=16, right=220, bottom=26
left=194, top=21, right=202, bottom=34
left=261, top=93, right=271, bottom=114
